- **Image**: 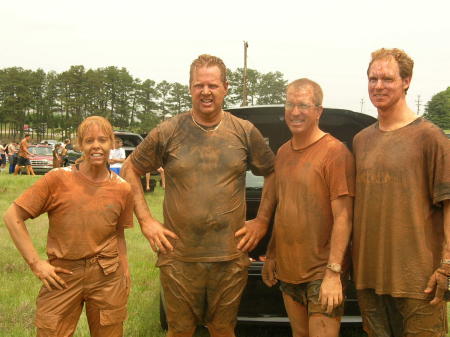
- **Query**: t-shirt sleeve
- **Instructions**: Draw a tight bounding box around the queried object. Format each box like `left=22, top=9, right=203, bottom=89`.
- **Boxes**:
left=325, top=144, right=355, bottom=201
left=426, top=127, right=450, bottom=204
left=14, top=175, right=52, bottom=219
left=129, top=125, right=164, bottom=173
left=118, top=186, right=134, bottom=229
left=247, top=124, right=275, bottom=176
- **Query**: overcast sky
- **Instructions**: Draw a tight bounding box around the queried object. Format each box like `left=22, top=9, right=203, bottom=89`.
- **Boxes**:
left=1, top=0, right=449, bottom=117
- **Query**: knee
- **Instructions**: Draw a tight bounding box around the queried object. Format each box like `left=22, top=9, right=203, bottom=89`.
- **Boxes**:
left=207, top=325, right=235, bottom=337
left=167, top=327, right=196, bottom=337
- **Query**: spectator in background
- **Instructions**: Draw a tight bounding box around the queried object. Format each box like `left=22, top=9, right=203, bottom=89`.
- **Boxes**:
left=109, top=138, right=126, bottom=175
left=14, top=134, right=35, bottom=176
left=60, top=143, right=69, bottom=167
left=53, top=143, right=62, bottom=168
left=6, top=141, right=18, bottom=174
left=64, top=138, right=73, bottom=151
left=0, top=142, right=6, bottom=172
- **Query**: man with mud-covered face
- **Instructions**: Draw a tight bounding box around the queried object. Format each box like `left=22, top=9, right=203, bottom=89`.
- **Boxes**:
left=353, top=48, right=450, bottom=336
left=121, top=54, right=274, bottom=337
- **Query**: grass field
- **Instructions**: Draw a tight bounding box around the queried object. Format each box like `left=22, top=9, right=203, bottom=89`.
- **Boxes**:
left=0, top=171, right=448, bottom=337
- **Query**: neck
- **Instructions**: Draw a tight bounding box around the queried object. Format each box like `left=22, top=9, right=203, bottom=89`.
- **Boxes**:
left=378, top=99, right=416, bottom=131
left=291, top=126, right=326, bottom=149
left=191, top=109, right=223, bottom=127
left=79, top=161, right=109, bottom=182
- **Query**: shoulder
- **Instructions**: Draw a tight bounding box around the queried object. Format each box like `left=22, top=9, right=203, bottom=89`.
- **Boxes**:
left=110, top=172, right=132, bottom=192
left=224, top=111, right=255, bottom=130
left=354, top=122, right=378, bottom=141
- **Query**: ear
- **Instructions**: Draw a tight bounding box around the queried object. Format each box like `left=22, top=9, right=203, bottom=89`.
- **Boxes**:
left=316, top=106, right=323, bottom=120
left=402, top=76, right=411, bottom=92
left=224, top=81, right=229, bottom=96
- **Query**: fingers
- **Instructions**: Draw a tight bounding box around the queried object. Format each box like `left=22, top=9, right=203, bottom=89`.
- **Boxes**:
left=430, top=286, right=445, bottom=305
left=54, top=267, right=73, bottom=275
left=235, top=227, right=246, bottom=238
left=424, top=273, right=436, bottom=293
left=237, top=234, right=257, bottom=252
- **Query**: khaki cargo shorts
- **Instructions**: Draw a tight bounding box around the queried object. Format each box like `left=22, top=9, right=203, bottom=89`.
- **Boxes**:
left=357, top=289, right=447, bottom=337
left=159, top=255, right=250, bottom=333
left=35, top=256, right=129, bottom=337
left=279, top=279, right=345, bottom=318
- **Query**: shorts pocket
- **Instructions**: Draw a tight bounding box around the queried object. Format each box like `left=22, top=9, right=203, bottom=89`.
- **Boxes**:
left=100, top=306, right=128, bottom=326
left=35, top=312, right=60, bottom=335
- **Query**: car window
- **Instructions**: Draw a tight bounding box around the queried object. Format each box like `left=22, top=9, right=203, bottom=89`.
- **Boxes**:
left=29, top=147, right=52, bottom=156
left=245, top=171, right=264, bottom=188
left=116, top=134, right=142, bottom=147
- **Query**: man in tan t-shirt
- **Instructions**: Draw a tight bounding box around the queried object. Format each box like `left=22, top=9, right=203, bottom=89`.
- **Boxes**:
left=259, top=78, right=354, bottom=337
left=353, top=48, right=450, bottom=336
left=121, top=54, right=274, bottom=337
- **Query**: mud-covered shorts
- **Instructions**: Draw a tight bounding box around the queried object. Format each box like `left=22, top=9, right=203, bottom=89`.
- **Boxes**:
left=17, top=155, right=31, bottom=166
left=159, top=255, right=250, bottom=333
left=35, top=256, right=129, bottom=337
left=279, top=279, right=345, bottom=318
left=357, top=289, right=447, bottom=337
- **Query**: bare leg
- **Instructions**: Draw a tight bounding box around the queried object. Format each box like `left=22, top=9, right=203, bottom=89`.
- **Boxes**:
left=309, top=314, right=341, bottom=337
left=208, top=325, right=236, bottom=337
left=282, top=292, right=309, bottom=337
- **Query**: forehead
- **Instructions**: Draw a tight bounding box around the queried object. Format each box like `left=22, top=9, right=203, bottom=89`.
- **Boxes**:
left=191, top=66, right=223, bottom=83
left=83, top=124, right=109, bottom=138
left=369, top=58, right=400, bottom=77
left=286, top=86, right=315, bottom=102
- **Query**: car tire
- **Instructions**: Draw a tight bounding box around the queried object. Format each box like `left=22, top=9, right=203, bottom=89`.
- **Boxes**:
left=160, top=293, right=168, bottom=330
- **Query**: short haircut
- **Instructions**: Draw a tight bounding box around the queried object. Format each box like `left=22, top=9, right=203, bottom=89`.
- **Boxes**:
left=286, top=78, right=323, bottom=106
left=24, top=134, right=30, bottom=138
left=189, top=54, right=227, bottom=87
left=367, top=48, right=414, bottom=81
left=75, top=116, right=114, bottom=162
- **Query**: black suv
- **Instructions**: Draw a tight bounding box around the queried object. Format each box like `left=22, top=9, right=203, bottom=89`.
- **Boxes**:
left=159, top=105, right=376, bottom=330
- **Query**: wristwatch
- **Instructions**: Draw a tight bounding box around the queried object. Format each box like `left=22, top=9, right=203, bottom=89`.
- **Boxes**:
left=326, top=263, right=342, bottom=273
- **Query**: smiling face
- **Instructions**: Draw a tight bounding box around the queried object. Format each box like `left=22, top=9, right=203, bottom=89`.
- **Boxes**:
left=285, top=85, right=323, bottom=136
left=368, top=57, right=411, bottom=112
left=189, top=65, right=228, bottom=123
left=79, top=124, right=112, bottom=168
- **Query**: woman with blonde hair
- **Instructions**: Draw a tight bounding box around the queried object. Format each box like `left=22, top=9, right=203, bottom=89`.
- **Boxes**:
left=4, top=116, right=134, bottom=337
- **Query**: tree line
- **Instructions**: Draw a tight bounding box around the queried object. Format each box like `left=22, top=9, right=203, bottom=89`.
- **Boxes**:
left=0, top=66, right=287, bottom=140
left=0, top=65, right=447, bottom=141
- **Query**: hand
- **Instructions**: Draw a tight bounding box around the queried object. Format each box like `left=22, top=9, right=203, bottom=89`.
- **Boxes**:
left=262, top=258, right=278, bottom=287
left=424, top=266, right=449, bottom=305
left=235, top=218, right=268, bottom=252
left=319, top=270, right=343, bottom=314
left=30, top=259, right=72, bottom=291
left=141, top=219, right=179, bottom=254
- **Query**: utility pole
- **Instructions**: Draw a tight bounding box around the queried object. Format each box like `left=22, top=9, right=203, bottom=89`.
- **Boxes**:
left=242, top=41, right=248, bottom=107
left=415, top=95, right=422, bottom=115
left=360, top=98, right=364, bottom=113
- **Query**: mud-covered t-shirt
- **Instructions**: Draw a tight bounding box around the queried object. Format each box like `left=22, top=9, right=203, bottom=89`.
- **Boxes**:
left=15, top=166, right=134, bottom=260
left=130, top=111, right=275, bottom=262
left=353, top=118, right=450, bottom=299
left=273, top=134, right=355, bottom=283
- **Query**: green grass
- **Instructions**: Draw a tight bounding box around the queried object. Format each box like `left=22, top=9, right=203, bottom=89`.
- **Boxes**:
left=0, top=169, right=447, bottom=336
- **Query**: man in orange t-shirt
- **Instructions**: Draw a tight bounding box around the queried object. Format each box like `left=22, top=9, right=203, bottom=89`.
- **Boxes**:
left=259, top=78, right=354, bottom=337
